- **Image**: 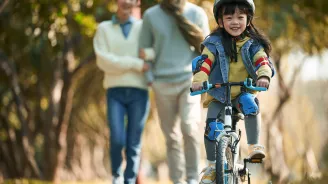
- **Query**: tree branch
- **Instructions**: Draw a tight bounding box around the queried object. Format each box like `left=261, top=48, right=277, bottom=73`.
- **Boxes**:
left=72, top=52, right=95, bottom=77
left=0, top=0, right=9, bottom=14
left=270, top=57, right=307, bottom=123
left=0, top=50, right=41, bottom=178
left=0, top=112, right=20, bottom=177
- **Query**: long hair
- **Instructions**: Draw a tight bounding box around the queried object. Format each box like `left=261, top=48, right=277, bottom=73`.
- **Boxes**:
left=211, top=2, right=271, bottom=61
left=160, top=0, right=205, bottom=53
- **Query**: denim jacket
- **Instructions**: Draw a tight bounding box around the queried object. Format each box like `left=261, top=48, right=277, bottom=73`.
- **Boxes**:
left=202, top=34, right=272, bottom=103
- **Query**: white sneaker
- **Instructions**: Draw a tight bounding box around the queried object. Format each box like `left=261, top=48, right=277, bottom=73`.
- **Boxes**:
left=112, top=176, right=123, bottom=184
left=248, top=144, right=266, bottom=159
left=200, top=164, right=216, bottom=184
left=188, top=179, right=198, bottom=184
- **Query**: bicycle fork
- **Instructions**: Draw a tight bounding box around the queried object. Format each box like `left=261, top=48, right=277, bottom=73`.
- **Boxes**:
left=224, top=106, right=253, bottom=184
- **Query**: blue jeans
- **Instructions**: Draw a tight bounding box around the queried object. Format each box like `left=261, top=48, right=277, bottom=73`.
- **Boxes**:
left=107, top=87, right=149, bottom=184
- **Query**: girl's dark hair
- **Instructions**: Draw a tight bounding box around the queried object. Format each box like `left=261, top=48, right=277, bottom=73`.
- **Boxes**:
left=161, top=0, right=204, bottom=54
left=211, top=2, right=271, bottom=61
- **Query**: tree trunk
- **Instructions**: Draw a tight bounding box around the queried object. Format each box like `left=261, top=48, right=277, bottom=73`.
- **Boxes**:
left=264, top=53, right=306, bottom=183
left=43, top=41, right=75, bottom=182
left=264, top=54, right=290, bottom=183
left=43, top=37, right=93, bottom=182
left=0, top=52, right=41, bottom=178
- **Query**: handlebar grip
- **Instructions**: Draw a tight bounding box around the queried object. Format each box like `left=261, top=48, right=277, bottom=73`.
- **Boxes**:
left=190, top=89, right=207, bottom=96
left=243, top=79, right=267, bottom=91
left=249, top=86, right=267, bottom=91
left=190, top=81, right=213, bottom=96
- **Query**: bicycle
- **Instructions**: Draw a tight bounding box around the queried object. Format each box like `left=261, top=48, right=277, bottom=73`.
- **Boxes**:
left=190, top=78, right=267, bottom=184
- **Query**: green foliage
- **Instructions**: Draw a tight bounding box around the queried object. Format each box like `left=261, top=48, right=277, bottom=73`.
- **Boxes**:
left=257, top=0, right=328, bottom=54
left=0, top=0, right=108, bottom=179
left=74, top=12, right=97, bottom=37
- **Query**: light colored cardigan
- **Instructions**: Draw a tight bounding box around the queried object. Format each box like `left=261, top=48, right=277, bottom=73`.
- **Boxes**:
left=93, top=20, right=150, bottom=90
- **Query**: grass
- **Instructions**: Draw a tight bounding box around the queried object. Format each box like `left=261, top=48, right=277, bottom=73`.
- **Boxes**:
left=3, top=179, right=172, bottom=184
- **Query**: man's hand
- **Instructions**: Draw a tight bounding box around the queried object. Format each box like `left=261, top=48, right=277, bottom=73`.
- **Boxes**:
left=139, top=49, right=146, bottom=60
left=191, top=82, right=203, bottom=91
left=256, top=77, right=270, bottom=88
left=142, top=62, right=150, bottom=72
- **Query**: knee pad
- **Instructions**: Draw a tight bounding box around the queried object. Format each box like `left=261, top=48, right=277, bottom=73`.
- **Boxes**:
left=204, top=118, right=224, bottom=141
left=238, top=93, right=259, bottom=116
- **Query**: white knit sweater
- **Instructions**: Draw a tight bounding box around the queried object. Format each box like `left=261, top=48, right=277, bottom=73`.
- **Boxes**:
left=93, top=20, right=148, bottom=90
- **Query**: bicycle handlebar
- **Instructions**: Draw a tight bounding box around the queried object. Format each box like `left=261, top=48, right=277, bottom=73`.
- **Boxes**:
left=190, top=78, right=267, bottom=96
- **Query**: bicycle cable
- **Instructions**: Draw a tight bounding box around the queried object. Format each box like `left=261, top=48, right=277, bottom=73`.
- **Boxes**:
left=231, top=130, right=241, bottom=154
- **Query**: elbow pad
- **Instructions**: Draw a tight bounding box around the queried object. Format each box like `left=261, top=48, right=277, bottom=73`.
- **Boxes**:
left=192, top=54, right=208, bottom=75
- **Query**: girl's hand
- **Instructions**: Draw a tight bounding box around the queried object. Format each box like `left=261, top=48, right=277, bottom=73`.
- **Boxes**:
left=191, top=82, right=203, bottom=91
left=256, top=77, right=270, bottom=88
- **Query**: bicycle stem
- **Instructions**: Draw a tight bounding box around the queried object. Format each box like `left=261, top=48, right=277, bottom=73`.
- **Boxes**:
left=222, top=82, right=241, bottom=130
left=224, top=106, right=232, bottom=130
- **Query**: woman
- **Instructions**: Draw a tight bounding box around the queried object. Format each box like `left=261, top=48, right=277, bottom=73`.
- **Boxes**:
left=93, top=0, right=152, bottom=183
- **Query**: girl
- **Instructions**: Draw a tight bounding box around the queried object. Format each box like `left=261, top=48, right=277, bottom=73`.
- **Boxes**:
left=190, top=0, right=275, bottom=183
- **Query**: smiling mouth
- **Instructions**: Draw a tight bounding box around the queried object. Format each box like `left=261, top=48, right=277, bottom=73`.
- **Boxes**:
left=230, top=28, right=240, bottom=30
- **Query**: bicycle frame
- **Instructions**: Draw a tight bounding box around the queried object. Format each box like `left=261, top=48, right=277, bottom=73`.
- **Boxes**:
left=190, top=78, right=267, bottom=183
left=214, top=82, right=244, bottom=179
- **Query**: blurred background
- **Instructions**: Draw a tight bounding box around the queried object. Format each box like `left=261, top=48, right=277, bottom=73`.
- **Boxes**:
left=1, top=0, right=328, bottom=183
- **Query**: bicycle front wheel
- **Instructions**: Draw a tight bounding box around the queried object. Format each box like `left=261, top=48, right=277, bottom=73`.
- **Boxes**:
left=215, top=137, right=238, bottom=184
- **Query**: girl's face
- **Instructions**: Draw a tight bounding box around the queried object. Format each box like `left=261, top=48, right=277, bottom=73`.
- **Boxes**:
left=219, top=8, right=249, bottom=37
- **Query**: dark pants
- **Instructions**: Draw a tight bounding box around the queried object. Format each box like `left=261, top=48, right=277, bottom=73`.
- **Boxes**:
left=205, top=94, right=261, bottom=161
